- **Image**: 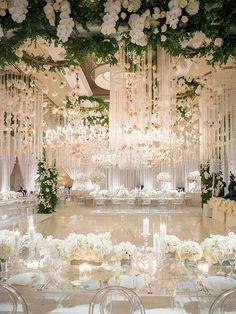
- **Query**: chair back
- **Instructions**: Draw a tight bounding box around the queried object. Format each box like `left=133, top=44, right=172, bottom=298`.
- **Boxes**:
left=209, top=287, right=236, bottom=314
left=0, top=283, right=28, bottom=313
left=89, top=285, right=145, bottom=314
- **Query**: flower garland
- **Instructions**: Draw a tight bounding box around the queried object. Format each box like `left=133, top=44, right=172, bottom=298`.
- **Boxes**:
left=37, top=160, right=58, bottom=214
left=66, top=95, right=109, bottom=126
left=0, top=0, right=234, bottom=71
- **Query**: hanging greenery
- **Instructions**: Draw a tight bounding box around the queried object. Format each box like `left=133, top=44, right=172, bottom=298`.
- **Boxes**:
left=37, top=160, right=58, bottom=214
left=0, top=0, right=234, bottom=72
left=66, top=95, right=109, bottom=126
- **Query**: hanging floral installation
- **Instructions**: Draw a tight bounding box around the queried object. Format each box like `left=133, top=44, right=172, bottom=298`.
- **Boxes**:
left=0, top=0, right=234, bottom=72
left=37, top=160, right=58, bottom=214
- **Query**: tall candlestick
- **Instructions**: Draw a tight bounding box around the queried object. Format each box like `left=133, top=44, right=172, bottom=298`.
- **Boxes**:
left=160, top=223, right=167, bottom=249
left=153, top=233, right=160, bottom=254
left=143, top=217, right=149, bottom=236
left=14, top=230, right=20, bottom=252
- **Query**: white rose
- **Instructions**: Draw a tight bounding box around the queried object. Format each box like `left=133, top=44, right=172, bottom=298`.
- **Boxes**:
left=181, top=15, right=188, bottom=23
left=214, top=38, right=223, bottom=47
left=161, top=35, right=167, bottom=42
left=161, top=24, right=167, bottom=32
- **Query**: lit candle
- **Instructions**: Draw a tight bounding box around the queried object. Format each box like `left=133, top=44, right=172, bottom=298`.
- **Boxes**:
left=153, top=233, right=160, bottom=254
left=160, top=223, right=167, bottom=247
left=14, top=230, right=20, bottom=251
left=143, top=217, right=149, bottom=236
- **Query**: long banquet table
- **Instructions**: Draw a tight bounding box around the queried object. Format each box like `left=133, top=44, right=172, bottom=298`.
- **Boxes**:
left=1, top=257, right=236, bottom=314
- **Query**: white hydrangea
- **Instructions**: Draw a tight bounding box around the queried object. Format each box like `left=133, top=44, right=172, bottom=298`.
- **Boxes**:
left=8, top=0, right=28, bottom=23
left=185, top=0, right=199, bottom=16
left=44, top=0, right=74, bottom=42
left=165, top=235, right=181, bottom=253
left=0, top=230, right=15, bottom=260
left=101, top=0, right=121, bottom=36
left=181, top=31, right=210, bottom=49
left=122, top=0, right=141, bottom=13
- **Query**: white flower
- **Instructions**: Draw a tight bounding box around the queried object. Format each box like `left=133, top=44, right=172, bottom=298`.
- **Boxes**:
left=8, top=0, right=28, bottom=23
left=179, top=0, right=188, bottom=8
left=214, top=38, right=223, bottom=47
left=185, top=0, right=199, bottom=16
left=0, top=25, right=3, bottom=39
left=161, top=35, right=167, bottom=42
left=165, top=235, right=181, bottom=253
left=178, top=240, right=203, bottom=261
left=181, top=15, right=188, bottom=23
left=161, top=24, right=167, bottom=32
left=120, top=12, right=127, bottom=19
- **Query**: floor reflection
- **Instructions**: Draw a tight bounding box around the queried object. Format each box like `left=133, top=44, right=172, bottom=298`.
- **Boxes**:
left=33, top=201, right=228, bottom=246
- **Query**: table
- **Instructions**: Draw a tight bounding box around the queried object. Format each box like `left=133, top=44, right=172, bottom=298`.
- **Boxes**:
left=2, top=257, right=235, bottom=314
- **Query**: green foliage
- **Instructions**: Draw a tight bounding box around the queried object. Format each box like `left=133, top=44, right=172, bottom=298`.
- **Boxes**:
left=0, top=0, right=234, bottom=71
left=66, top=95, right=109, bottom=126
left=200, top=162, right=224, bottom=205
left=37, top=160, right=58, bottom=214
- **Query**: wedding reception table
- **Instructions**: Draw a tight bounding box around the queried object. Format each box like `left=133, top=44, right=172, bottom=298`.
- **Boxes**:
left=2, top=257, right=236, bottom=313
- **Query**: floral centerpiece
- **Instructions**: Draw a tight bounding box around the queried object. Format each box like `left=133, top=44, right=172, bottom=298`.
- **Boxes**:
left=201, top=233, right=236, bottom=264
left=178, top=240, right=203, bottom=261
left=58, top=232, right=113, bottom=265
left=98, top=190, right=109, bottom=197
left=113, top=242, right=138, bottom=262
left=116, top=187, right=131, bottom=198
left=0, top=230, right=16, bottom=260
left=165, top=235, right=181, bottom=253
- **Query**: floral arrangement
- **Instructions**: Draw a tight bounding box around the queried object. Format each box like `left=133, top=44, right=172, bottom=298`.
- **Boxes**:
left=165, top=235, right=181, bottom=253
left=116, top=188, right=131, bottom=198
left=89, top=173, right=106, bottom=185
left=187, top=171, right=200, bottom=184
left=58, top=232, right=113, bottom=263
left=208, top=197, right=236, bottom=215
left=177, top=240, right=203, bottom=261
left=37, top=160, right=58, bottom=214
left=113, top=241, right=138, bottom=261
left=98, top=190, right=109, bottom=197
left=200, top=162, right=224, bottom=204
left=201, top=233, right=236, bottom=264
left=0, top=0, right=234, bottom=71
left=0, top=230, right=16, bottom=260
left=156, top=172, right=171, bottom=183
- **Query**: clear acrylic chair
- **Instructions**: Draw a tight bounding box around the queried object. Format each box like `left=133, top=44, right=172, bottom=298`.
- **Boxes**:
left=0, top=283, right=29, bottom=313
left=127, top=198, right=135, bottom=209
left=89, top=286, right=145, bottom=314
left=209, top=287, right=236, bottom=313
left=96, top=198, right=106, bottom=208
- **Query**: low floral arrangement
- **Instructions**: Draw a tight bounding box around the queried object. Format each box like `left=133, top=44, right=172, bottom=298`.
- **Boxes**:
left=98, top=190, right=110, bottom=197
left=201, top=233, right=236, bottom=264
left=178, top=240, right=203, bottom=261
left=165, top=235, right=181, bottom=253
left=113, top=242, right=138, bottom=261
left=208, top=197, right=236, bottom=215
left=116, top=187, right=131, bottom=198
left=0, top=191, right=22, bottom=201
left=0, top=230, right=16, bottom=260
left=58, top=232, right=113, bottom=263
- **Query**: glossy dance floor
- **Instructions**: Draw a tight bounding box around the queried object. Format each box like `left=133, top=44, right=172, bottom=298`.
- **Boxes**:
left=32, top=201, right=230, bottom=245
